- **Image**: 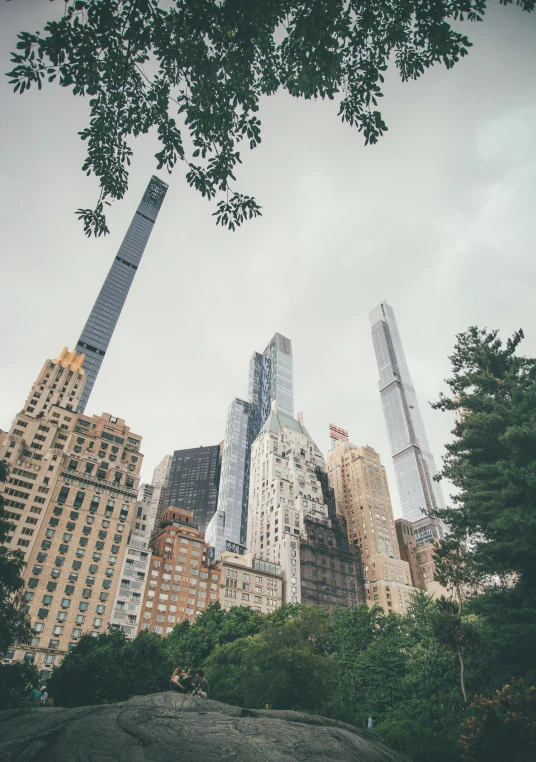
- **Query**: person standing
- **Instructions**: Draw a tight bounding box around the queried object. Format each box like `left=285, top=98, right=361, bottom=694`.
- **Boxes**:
left=39, top=686, right=48, bottom=706
left=23, top=682, right=42, bottom=708
left=367, top=716, right=373, bottom=731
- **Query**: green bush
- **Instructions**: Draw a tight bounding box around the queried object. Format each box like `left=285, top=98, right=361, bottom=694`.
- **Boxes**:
left=459, top=680, right=536, bottom=762
left=0, top=661, right=39, bottom=710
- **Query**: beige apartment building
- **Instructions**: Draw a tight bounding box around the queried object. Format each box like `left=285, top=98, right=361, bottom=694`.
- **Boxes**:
left=212, top=551, right=283, bottom=613
left=138, top=507, right=220, bottom=634
left=395, top=518, right=449, bottom=598
left=395, top=518, right=424, bottom=589
left=1, top=348, right=143, bottom=677
left=327, top=441, right=415, bottom=614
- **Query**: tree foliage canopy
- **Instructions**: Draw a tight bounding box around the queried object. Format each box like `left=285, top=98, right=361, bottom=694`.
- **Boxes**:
left=7, top=0, right=535, bottom=235
left=433, top=327, right=536, bottom=589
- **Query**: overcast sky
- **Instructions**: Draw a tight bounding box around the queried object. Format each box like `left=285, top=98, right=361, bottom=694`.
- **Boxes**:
left=1, top=3, right=535, bottom=518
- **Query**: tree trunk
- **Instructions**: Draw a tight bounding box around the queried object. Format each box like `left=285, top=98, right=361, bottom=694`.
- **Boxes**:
left=457, top=643, right=468, bottom=703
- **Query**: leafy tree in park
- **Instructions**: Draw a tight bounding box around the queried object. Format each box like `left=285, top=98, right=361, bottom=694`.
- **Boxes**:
left=47, top=628, right=173, bottom=707
left=166, top=601, right=263, bottom=668
left=432, top=327, right=536, bottom=590
left=0, top=660, right=39, bottom=711
left=0, top=460, right=32, bottom=656
left=205, top=605, right=337, bottom=711
left=459, top=680, right=536, bottom=762
left=7, top=0, right=535, bottom=235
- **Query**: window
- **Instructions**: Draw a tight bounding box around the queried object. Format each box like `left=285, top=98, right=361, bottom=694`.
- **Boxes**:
left=61, top=598, right=71, bottom=609
left=57, top=486, right=69, bottom=504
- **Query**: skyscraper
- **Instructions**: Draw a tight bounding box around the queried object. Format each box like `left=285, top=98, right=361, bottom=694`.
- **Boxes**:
left=76, top=176, right=168, bottom=412
left=369, top=302, right=445, bottom=541
left=165, top=446, right=221, bottom=535
left=205, top=333, right=294, bottom=557
left=248, top=333, right=294, bottom=437
left=327, top=440, right=414, bottom=614
left=205, top=398, right=251, bottom=557
left=246, top=403, right=360, bottom=609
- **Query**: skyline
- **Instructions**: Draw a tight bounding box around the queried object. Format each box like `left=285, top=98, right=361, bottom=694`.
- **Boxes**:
left=1, top=3, right=536, bottom=520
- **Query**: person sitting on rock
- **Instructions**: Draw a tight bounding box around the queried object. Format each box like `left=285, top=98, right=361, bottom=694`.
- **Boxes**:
left=169, top=668, right=186, bottom=692
left=194, top=669, right=209, bottom=699
left=169, top=668, right=195, bottom=695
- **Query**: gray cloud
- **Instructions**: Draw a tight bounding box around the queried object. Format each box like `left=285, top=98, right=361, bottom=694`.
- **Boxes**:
left=1, top=3, right=535, bottom=516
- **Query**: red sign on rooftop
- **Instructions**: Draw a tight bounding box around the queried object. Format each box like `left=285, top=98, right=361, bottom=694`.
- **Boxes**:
left=329, top=424, right=349, bottom=441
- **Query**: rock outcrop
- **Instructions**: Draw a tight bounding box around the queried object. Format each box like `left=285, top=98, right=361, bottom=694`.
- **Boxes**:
left=0, top=692, right=408, bottom=761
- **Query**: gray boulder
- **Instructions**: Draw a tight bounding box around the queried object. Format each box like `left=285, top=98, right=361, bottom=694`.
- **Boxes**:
left=0, top=692, right=408, bottom=761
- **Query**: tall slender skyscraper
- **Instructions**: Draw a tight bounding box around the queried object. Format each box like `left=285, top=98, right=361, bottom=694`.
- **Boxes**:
left=206, top=332, right=294, bottom=557
left=369, top=302, right=445, bottom=542
left=76, top=176, right=168, bottom=412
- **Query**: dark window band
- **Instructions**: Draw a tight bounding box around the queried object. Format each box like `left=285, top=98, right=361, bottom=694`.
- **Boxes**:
left=77, top=343, right=106, bottom=357
left=115, top=256, right=138, bottom=270
left=136, top=211, right=155, bottom=223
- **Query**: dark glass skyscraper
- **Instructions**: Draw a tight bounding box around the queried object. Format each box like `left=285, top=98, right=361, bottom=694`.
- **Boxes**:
left=76, top=176, right=168, bottom=412
left=165, top=446, right=222, bottom=535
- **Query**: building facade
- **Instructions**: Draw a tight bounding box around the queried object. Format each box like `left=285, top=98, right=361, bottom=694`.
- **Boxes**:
left=147, top=454, right=172, bottom=532
left=327, top=440, right=414, bottom=614
left=139, top=507, right=219, bottom=634
left=0, top=348, right=87, bottom=561
left=0, top=349, right=143, bottom=676
left=395, top=518, right=424, bottom=589
left=369, top=302, right=445, bottom=541
left=107, top=483, right=156, bottom=638
left=246, top=404, right=360, bottom=610
left=165, top=446, right=221, bottom=536
left=205, top=399, right=251, bottom=558
left=212, top=551, right=283, bottom=613
left=75, top=175, right=168, bottom=413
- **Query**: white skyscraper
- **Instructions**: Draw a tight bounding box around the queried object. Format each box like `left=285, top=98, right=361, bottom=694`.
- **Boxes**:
left=246, top=403, right=326, bottom=603
left=369, top=302, right=445, bottom=543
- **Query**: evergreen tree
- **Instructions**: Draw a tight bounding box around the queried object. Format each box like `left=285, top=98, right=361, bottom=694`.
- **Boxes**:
left=433, top=327, right=536, bottom=590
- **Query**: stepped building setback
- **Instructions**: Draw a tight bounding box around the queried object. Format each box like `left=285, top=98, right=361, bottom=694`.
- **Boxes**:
left=247, top=403, right=360, bottom=610
left=0, top=347, right=143, bottom=677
